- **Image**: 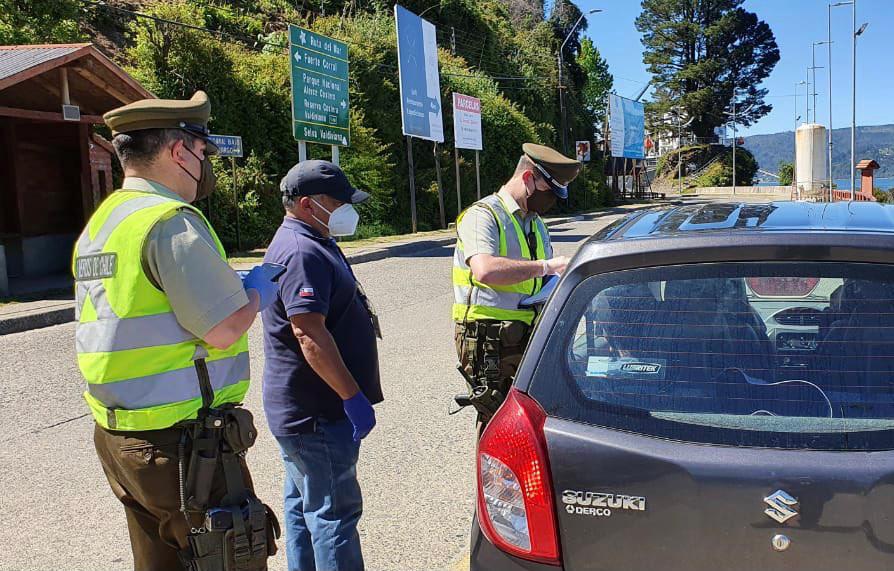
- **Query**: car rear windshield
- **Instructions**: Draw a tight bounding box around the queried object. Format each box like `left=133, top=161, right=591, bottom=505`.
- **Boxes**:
left=529, top=262, right=894, bottom=451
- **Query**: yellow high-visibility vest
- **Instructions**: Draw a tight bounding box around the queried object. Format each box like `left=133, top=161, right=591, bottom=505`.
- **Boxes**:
left=72, top=190, right=249, bottom=431
left=452, top=193, right=550, bottom=325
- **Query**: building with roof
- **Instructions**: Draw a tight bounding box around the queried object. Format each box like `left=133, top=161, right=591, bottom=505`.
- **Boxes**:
left=0, top=44, right=152, bottom=296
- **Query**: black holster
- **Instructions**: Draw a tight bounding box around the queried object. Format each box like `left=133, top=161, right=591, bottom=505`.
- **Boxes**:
left=178, top=358, right=280, bottom=571
left=455, top=321, right=529, bottom=421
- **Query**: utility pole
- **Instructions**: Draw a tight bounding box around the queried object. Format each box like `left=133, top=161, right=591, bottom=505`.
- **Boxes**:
left=558, top=8, right=601, bottom=155
left=557, top=53, right=567, bottom=155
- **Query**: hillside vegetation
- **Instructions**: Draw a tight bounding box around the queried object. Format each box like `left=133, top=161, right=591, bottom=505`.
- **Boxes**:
left=655, top=144, right=758, bottom=188
left=3, top=0, right=613, bottom=249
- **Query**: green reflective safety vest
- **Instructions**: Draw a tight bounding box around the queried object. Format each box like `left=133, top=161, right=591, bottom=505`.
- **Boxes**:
left=453, top=193, right=551, bottom=325
left=72, top=190, right=250, bottom=431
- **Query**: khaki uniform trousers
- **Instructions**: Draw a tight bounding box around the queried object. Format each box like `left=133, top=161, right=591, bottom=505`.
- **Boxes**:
left=454, top=320, right=531, bottom=395
left=93, top=423, right=256, bottom=571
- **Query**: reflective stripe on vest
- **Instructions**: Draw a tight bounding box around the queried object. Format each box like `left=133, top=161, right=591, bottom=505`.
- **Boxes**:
left=452, top=193, right=549, bottom=325
left=73, top=190, right=249, bottom=431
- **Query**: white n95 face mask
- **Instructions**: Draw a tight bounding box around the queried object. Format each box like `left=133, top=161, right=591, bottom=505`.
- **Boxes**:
left=312, top=199, right=360, bottom=237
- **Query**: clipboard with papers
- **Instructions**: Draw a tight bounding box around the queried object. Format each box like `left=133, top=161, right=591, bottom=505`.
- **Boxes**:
left=519, top=274, right=559, bottom=307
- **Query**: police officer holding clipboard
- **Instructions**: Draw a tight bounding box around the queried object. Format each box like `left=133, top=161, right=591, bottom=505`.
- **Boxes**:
left=452, top=143, right=581, bottom=423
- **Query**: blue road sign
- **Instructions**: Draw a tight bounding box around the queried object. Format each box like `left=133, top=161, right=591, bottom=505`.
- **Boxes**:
left=209, top=134, right=243, bottom=158
left=394, top=5, right=444, bottom=142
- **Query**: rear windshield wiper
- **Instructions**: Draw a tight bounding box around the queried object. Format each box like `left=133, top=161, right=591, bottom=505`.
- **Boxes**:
left=719, top=367, right=834, bottom=418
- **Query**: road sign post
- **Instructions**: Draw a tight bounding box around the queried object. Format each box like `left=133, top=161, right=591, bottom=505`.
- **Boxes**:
left=232, top=157, right=240, bottom=251
left=289, top=25, right=350, bottom=154
left=434, top=142, right=445, bottom=229
left=454, top=147, right=461, bottom=219
left=475, top=151, right=481, bottom=200
left=209, top=135, right=244, bottom=251
left=407, top=136, right=417, bottom=233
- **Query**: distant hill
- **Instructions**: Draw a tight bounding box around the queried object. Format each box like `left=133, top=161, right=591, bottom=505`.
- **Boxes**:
left=743, top=124, right=894, bottom=180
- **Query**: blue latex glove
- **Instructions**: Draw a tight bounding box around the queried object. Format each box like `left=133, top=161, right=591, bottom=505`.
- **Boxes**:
left=242, top=265, right=278, bottom=311
left=343, top=391, right=376, bottom=442
left=236, top=270, right=250, bottom=282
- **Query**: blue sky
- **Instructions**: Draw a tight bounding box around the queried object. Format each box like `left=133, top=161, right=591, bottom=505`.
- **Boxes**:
left=580, top=0, right=892, bottom=136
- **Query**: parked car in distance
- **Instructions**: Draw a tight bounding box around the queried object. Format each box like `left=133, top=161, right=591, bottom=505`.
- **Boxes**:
left=472, top=201, right=894, bottom=571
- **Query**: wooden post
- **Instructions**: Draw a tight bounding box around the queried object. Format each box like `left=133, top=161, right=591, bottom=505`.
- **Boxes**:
left=434, top=142, right=446, bottom=229
left=475, top=150, right=481, bottom=200
left=78, top=123, right=93, bottom=227
left=454, top=147, right=462, bottom=218
left=407, top=136, right=417, bottom=233
left=611, top=158, right=619, bottom=196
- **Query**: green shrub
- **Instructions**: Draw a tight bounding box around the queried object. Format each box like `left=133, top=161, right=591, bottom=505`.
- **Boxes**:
left=873, top=188, right=893, bottom=204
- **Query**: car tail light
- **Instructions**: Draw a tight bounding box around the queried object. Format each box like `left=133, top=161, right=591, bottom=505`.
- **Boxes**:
left=746, top=277, right=820, bottom=297
left=477, top=389, right=560, bottom=565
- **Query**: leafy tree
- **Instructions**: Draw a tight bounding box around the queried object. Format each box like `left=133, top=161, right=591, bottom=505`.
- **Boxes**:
left=0, top=0, right=83, bottom=44
left=636, top=0, right=779, bottom=138
left=777, top=161, right=794, bottom=186
left=577, top=37, right=612, bottom=124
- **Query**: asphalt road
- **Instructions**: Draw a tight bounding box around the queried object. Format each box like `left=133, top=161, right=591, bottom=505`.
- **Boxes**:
left=0, top=214, right=627, bottom=571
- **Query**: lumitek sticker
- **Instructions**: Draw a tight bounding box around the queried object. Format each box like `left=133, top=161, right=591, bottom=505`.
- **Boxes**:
left=586, top=356, right=666, bottom=380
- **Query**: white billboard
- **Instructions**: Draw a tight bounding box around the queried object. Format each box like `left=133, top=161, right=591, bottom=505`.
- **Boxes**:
left=609, top=94, right=645, bottom=159
left=452, top=93, right=482, bottom=150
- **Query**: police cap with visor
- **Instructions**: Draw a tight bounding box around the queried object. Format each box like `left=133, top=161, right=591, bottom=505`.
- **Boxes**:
left=103, top=91, right=220, bottom=154
left=522, top=143, right=582, bottom=199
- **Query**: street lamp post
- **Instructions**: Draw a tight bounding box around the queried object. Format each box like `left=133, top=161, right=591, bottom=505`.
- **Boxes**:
left=833, top=1, right=868, bottom=199
left=827, top=4, right=834, bottom=194
left=674, top=110, right=694, bottom=196
left=558, top=8, right=601, bottom=155
left=812, top=41, right=830, bottom=124
left=794, top=80, right=806, bottom=195
left=725, top=94, right=753, bottom=196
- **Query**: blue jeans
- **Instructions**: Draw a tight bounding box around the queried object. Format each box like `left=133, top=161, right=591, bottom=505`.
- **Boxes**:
left=276, top=418, right=364, bottom=571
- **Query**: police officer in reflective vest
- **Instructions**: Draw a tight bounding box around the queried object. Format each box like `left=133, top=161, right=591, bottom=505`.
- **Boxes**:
left=453, top=143, right=581, bottom=421
left=73, top=92, right=280, bottom=570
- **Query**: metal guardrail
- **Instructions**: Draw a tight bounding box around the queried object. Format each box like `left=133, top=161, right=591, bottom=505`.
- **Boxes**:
left=831, top=189, right=875, bottom=202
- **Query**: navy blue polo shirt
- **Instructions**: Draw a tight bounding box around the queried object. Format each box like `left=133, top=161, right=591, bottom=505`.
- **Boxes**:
left=260, top=216, right=382, bottom=437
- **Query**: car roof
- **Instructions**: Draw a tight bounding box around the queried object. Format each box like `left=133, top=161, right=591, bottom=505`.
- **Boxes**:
left=595, top=201, right=894, bottom=242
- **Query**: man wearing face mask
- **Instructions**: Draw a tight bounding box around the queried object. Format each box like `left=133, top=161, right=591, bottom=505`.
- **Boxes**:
left=452, top=143, right=581, bottom=424
left=260, top=160, right=382, bottom=571
left=73, top=91, right=281, bottom=570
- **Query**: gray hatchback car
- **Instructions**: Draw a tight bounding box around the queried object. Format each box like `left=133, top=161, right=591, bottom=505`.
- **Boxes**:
left=471, top=201, right=894, bottom=570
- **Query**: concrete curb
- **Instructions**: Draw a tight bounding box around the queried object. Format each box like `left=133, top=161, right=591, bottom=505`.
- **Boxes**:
left=0, top=204, right=661, bottom=335
left=0, top=304, right=75, bottom=336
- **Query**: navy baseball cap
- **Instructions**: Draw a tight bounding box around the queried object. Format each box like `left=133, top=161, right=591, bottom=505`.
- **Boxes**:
left=280, top=160, right=369, bottom=204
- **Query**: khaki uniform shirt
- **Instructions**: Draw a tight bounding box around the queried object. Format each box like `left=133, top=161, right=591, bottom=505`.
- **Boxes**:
left=122, top=177, right=248, bottom=338
left=457, top=188, right=552, bottom=263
